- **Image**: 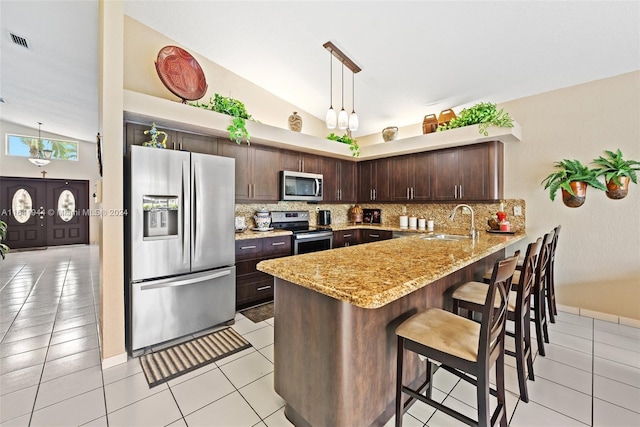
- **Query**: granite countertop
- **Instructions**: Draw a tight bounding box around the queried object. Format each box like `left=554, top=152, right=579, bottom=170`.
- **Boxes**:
left=257, top=232, right=526, bottom=309
left=234, top=229, right=292, bottom=240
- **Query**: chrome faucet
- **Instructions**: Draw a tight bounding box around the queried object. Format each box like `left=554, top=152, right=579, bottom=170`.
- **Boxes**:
left=449, top=204, right=476, bottom=238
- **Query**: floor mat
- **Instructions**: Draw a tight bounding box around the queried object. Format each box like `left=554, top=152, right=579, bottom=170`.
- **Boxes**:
left=139, top=327, right=251, bottom=388
left=240, top=302, right=274, bottom=323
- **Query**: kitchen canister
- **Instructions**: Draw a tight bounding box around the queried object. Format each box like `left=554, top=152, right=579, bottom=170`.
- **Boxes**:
left=427, top=218, right=434, bottom=231
left=399, top=215, right=408, bottom=228
left=418, top=217, right=426, bottom=230
left=409, top=215, right=417, bottom=229
left=254, top=208, right=271, bottom=229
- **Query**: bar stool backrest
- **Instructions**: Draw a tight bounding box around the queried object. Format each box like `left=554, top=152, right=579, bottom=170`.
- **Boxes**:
left=480, top=252, right=520, bottom=367
left=514, top=237, right=542, bottom=316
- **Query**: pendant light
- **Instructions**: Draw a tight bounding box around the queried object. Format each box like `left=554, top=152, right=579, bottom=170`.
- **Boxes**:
left=348, top=70, right=359, bottom=131
left=28, top=122, right=53, bottom=167
left=325, top=51, right=337, bottom=129
left=337, top=63, right=349, bottom=130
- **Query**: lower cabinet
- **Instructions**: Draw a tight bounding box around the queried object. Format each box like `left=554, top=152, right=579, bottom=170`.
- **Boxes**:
left=333, top=228, right=392, bottom=247
left=235, top=236, right=291, bottom=310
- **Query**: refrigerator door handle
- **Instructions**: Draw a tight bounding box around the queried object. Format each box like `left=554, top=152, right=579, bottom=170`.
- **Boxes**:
left=193, top=161, right=199, bottom=263
left=140, top=269, right=232, bottom=291
left=182, top=160, right=190, bottom=266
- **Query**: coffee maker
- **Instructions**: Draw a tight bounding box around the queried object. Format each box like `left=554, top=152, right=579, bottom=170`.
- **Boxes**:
left=317, top=210, right=331, bottom=226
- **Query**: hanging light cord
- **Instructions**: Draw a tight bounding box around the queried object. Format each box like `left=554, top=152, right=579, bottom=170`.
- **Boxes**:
left=351, top=72, right=355, bottom=113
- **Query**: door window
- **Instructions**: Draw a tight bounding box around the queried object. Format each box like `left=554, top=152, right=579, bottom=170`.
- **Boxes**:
left=12, top=188, right=32, bottom=223
left=57, top=190, right=76, bottom=222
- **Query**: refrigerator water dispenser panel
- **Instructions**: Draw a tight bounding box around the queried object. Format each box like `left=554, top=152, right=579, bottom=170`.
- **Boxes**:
left=142, top=195, right=179, bottom=239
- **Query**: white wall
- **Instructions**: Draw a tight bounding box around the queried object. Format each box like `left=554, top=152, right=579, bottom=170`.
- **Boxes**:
left=0, top=120, right=101, bottom=244
left=502, top=71, right=640, bottom=320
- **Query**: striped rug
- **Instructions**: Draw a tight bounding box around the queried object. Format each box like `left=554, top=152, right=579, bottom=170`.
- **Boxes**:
left=139, top=327, right=251, bottom=388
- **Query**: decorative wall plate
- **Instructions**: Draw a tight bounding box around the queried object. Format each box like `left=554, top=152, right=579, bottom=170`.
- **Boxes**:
left=155, top=46, right=208, bottom=103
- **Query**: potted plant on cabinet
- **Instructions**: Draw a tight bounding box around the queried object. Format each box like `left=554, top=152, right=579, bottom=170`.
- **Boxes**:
left=190, top=94, right=253, bottom=145
left=327, top=133, right=360, bottom=157
left=0, top=220, right=9, bottom=259
left=592, top=149, right=640, bottom=200
left=541, top=159, right=606, bottom=207
left=436, top=102, right=514, bottom=136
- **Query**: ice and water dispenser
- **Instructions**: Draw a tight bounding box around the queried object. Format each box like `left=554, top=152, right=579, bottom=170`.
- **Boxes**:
left=142, top=195, right=179, bottom=239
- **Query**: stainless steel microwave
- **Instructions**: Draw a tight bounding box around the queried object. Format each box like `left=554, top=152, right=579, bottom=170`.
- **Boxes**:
left=280, top=170, right=323, bottom=201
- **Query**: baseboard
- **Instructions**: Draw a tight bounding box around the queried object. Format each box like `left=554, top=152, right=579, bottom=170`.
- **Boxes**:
left=102, top=352, right=128, bottom=370
left=557, top=304, right=640, bottom=328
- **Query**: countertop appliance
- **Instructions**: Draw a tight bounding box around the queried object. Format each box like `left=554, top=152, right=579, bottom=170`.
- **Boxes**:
left=318, top=210, right=331, bottom=226
left=280, top=171, right=323, bottom=202
left=126, top=145, right=236, bottom=354
left=271, top=210, right=333, bottom=255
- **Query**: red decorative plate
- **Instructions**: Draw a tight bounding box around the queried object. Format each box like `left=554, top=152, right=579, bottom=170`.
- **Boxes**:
left=155, top=46, right=208, bottom=103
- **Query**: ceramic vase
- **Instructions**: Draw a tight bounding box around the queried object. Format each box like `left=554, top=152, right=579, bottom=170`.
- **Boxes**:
left=288, top=112, right=302, bottom=132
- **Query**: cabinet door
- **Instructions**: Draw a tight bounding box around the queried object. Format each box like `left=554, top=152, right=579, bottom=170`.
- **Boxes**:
left=251, top=145, right=280, bottom=201
left=322, top=158, right=340, bottom=202
left=125, top=122, right=178, bottom=150
left=411, top=151, right=432, bottom=201
left=390, top=156, right=411, bottom=201
left=300, top=153, right=321, bottom=173
left=373, top=158, right=391, bottom=202
left=458, top=142, right=502, bottom=201
left=358, top=161, right=375, bottom=202
left=281, top=149, right=301, bottom=172
left=431, top=148, right=459, bottom=201
left=338, top=160, right=357, bottom=203
left=178, top=133, right=217, bottom=154
left=219, top=141, right=252, bottom=202
left=360, top=229, right=392, bottom=244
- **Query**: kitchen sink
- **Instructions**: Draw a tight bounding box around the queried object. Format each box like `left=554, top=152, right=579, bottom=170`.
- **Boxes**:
left=420, top=234, right=470, bottom=241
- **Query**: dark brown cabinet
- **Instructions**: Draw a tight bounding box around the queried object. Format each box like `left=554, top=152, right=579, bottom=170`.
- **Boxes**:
left=359, top=229, right=393, bottom=244
left=358, top=158, right=390, bottom=202
left=323, top=158, right=357, bottom=203
left=235, top=235, right=292, bottom=309
left=389, top=152, right=432, bottom=202
left=431, top=141, right=503, bottom=201
left=281, top=149, right=322, bottom=174
left=125, top=122, right=216, bottom=153
left=333, top=229, right=360, bottom=248
left=219, top=141, right=281, bottom=203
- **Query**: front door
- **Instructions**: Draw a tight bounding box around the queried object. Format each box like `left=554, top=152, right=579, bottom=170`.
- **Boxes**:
left=0, top=177, right=89, bottom=249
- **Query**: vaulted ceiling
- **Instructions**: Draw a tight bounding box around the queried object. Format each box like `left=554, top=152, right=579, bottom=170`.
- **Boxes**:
left=1, top=1, right=638, bottom=142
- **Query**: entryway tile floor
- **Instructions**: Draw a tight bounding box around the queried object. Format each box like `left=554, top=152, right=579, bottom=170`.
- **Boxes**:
left=1, top=245, right=639, bottom=426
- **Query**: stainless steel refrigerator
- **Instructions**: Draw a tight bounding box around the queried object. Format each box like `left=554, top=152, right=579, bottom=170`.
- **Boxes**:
left=127, top=145, right=236, bottom=353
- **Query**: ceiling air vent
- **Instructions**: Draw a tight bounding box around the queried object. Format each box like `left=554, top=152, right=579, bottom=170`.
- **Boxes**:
left=9, top=32, right=30, bottom=49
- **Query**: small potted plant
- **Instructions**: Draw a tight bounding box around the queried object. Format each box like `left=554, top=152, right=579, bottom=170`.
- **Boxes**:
left=191, top=94, right=253, bottom=145
left=436, top=102, right=514, bottom=136
left=0, top=220, right=9, bottom=260
left=326, top=133, right=360, bottom=157
left=592, top=149, right=640, bottom=200
left=541, top=159, right=606, bottom=207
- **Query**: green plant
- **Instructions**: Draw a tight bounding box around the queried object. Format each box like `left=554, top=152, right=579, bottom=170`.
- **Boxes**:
left=0, top=220, right=9, bottom=260
left=437, top=102, right=514, bottom=136
left=541, top=159, right=606, bottom=201
left=191, top=94, right=253, bottom=145
left=592, top=149, right=640, bottom=186
left=327, top=133, right=360, bottom=157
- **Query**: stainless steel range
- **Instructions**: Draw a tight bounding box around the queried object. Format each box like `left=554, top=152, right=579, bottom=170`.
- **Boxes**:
left=271, top=211, right=333, bottom=255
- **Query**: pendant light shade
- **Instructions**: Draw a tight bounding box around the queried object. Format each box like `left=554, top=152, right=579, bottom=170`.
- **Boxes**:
left=348, top=71, right=359, bottom=131
left=325, top=50, right=337, bottom=129
left=338, top=63, right=348, bottom=130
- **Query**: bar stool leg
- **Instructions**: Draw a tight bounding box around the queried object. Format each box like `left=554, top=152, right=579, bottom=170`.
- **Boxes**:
left=514, top=317, right=529, bottom=402
left=395, top=338, right=404, bottom=427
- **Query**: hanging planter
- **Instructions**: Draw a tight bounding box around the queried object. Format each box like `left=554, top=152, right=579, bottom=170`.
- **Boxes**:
left=593, top=149, right=639, bottom=200
left=541, top=159, right=605, bottom=208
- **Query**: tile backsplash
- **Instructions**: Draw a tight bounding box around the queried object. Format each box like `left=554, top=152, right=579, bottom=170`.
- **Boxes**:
left=236, top=199, right=526, bottom=232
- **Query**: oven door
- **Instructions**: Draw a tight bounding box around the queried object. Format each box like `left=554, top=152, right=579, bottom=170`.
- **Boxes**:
left=294, top=231, right=333, bottom=255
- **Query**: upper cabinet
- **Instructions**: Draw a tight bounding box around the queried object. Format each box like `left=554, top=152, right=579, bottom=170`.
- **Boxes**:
left=358, top=158, right=390, bottom=202
left=323, top=158, right=357, bottom=203
left=218, top=141, right=281, bottom=203
left=281, top=150, right=322, bottom=174
left=389, top=151, right=432, bottom=202
left=431, top=141, right=503, bottom=201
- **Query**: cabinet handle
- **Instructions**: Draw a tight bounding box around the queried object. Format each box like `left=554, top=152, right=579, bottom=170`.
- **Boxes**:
left=407, top=188, right=410, bottom=199
left=370, top=189, right=373, bottom=200
left=179, top=142, right=183, bottom=151
left=454, top=185, right=458, bottom=199
left=257, top=285, right=272, bottom=291
left=343, top=234, right=352, bottom=238
left=271, top=242, right=285, bottom=246
left=459, top=185, right=463, bottom=198
left=338, top=189, right=342, bottom=200
left=373, top=188, right=377, bottom=200
left=345, top=242, right=350, bottom=247
left=301, top=159, right=304, bottom=171
left=240, top=245, right=257, bottom=250
left=411, top=187, right=415, bottom=199
left=370, top=234, right=380, bottom=238
left=173, top=142, right=176, bottom=150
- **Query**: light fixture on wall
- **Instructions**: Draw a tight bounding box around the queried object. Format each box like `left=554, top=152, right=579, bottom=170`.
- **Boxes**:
left=323, top=41, right=361, bottom=131
left=28, top=122, right=53, bottom=167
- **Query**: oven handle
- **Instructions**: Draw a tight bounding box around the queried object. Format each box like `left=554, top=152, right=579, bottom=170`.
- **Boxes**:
left=296, top=231, right=334, bottom=239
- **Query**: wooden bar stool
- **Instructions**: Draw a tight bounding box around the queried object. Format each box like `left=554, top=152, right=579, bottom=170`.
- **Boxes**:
left=546, top=225, right=561, bottom=323
left=452, top=238, right=541, bottom=402
left=395, top=253, right=519, bottom=427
